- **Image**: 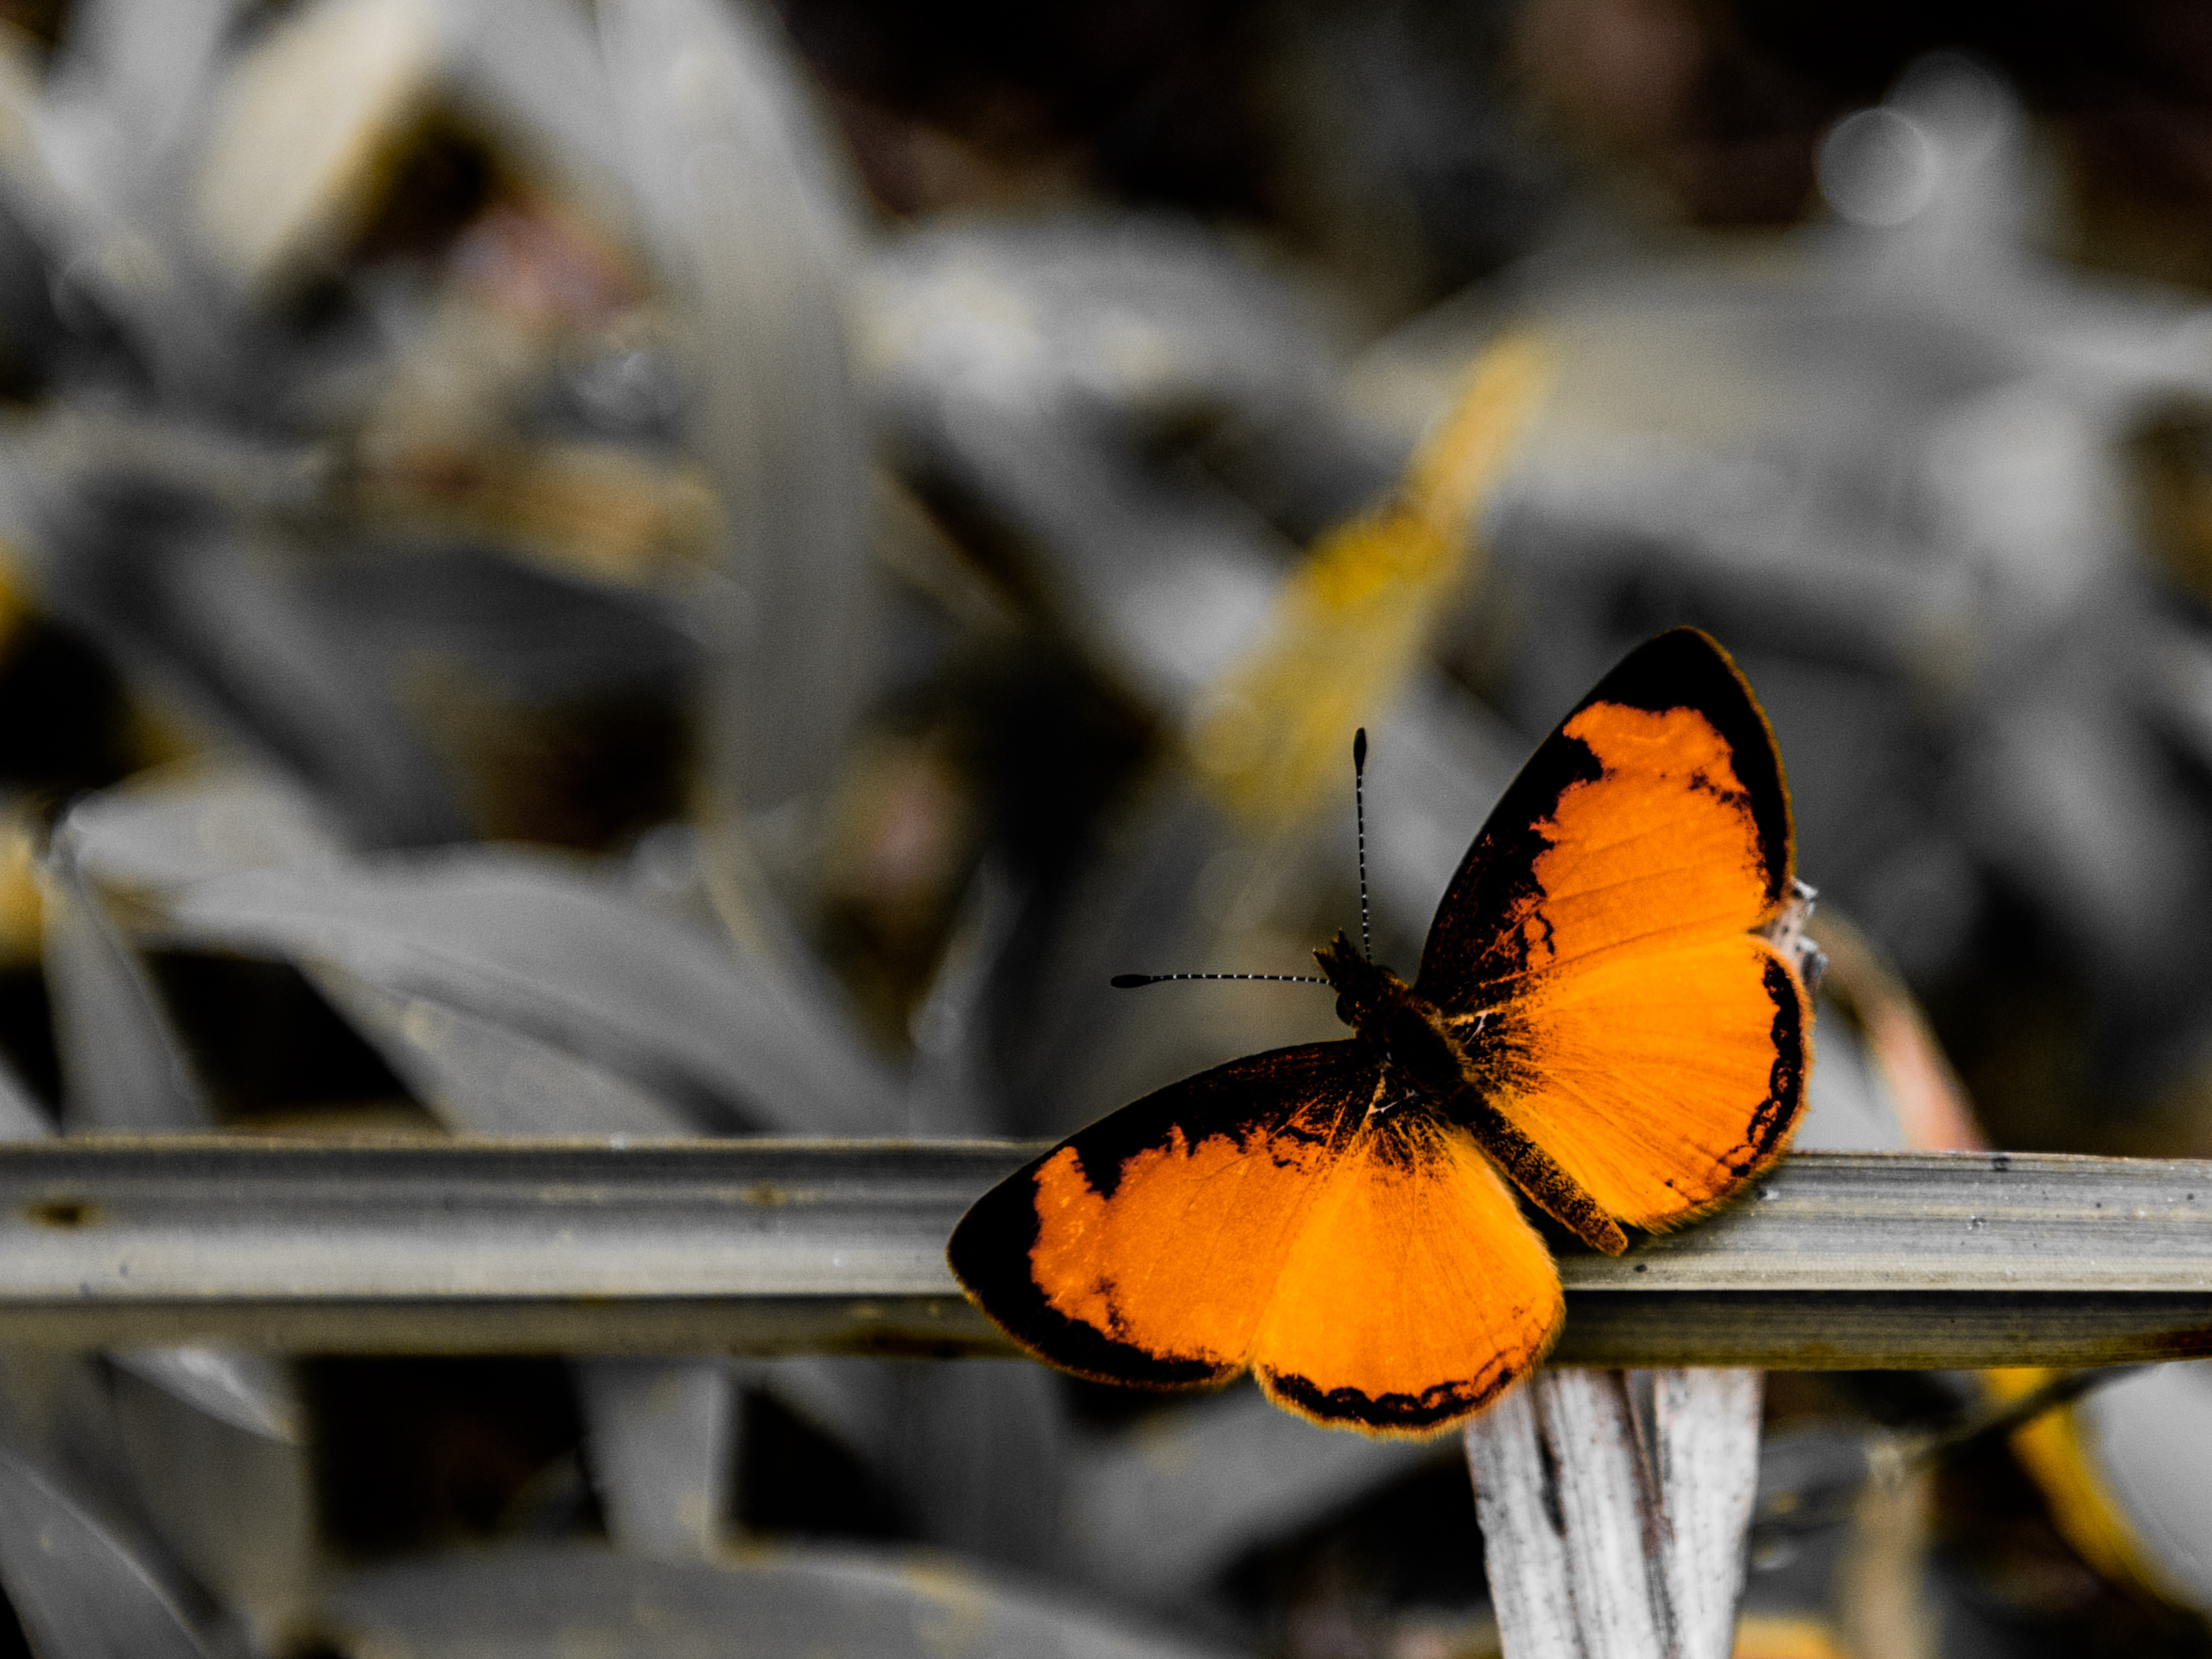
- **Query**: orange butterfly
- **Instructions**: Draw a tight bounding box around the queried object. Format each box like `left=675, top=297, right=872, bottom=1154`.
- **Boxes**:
left=948, top=628, right=1812, bottom=1435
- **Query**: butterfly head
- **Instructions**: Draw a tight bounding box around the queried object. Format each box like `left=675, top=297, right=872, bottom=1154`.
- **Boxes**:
left=1314, top=931, right=1406, bottom=1035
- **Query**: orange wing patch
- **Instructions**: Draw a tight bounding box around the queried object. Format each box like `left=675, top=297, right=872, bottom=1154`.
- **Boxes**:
left=949, top=1043, right=1371, bottom=1390
left=1488, top=936, right=1804, bottom=1228
left=1026, top=1107, right=1346, bottom=1373
left=1518, top=702, right=1778, bottom=972
left=1255, top=1111, right=1561, bottom=1433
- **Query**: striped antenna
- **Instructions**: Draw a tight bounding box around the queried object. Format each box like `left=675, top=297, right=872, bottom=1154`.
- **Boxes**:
left=1108, top=729, right=1370, bottom=991
left=1112, top=972, right=1326, bottom=989
left=1353, top=728, right=1370, bottom=959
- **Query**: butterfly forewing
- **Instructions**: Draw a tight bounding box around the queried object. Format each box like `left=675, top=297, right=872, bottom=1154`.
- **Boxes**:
left=950, top=1043, right=1372, bottom=1388
left=1417, top=628, right=1793, bottom=1002
left=1418, top=628, right=1809, bottom=1230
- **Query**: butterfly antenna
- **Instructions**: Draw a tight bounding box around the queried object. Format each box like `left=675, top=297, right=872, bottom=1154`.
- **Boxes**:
left=1112, top=972, right=1328, bottom=989
left=1110, top=732, right=1374, bottom=993
left=1353, top=728, right=1371, bottom=960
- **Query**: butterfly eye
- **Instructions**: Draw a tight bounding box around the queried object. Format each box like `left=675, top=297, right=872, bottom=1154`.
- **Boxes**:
left=1335, top=994, right=1354, bottom=1025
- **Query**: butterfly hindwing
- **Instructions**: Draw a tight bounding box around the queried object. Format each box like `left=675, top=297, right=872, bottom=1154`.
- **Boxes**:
left=1252, top=1103, right=1561, bottom=1433
left=949, top=1044, right=1564, bottom=1431
left=1474, top=937, right=1806, bottom=1230
left=1417, top=627, right=1808, bottom=1230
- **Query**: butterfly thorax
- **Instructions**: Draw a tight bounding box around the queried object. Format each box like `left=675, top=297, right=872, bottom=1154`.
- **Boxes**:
left=1313, top=932, right=1470, bottom=1114
left=1315, top=929, right=1630, bottom=1257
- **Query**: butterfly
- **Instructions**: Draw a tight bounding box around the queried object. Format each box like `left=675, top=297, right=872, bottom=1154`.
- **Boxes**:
left=948, top=628, right=1812, bottom=1436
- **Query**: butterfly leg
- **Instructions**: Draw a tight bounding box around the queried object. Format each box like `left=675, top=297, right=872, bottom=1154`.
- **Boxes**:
left=1759, top=877, right=1826, bottom=997
left=1446, top=1086, right=1628, bottom=1256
